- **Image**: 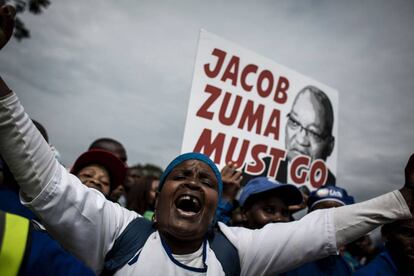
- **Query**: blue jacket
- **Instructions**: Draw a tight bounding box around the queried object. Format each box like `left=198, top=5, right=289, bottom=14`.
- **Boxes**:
left=0, top=186, right=94, bottom=276
left=354, top=250, right=398, bottom=276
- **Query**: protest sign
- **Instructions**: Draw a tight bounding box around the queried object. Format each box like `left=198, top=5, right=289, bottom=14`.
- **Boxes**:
left=182, top=30, right=339, bottom=190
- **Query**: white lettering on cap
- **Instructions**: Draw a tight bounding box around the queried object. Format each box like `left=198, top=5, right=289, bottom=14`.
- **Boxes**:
left=328, top=190, right=343, bottom=198
left=316, top=188, right=329, bottom=197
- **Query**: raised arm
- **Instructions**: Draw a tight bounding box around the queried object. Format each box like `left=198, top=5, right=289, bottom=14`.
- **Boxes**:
left=0, top=7, right=137, bottom=274
left=220, top=155, right=414, bottom=275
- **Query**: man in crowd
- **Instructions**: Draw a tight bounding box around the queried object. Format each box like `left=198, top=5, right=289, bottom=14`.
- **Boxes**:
left=354, top=218, right=414, bottom=275
left=238, top=177, right=303, bottom=228
left=0, top=6, right=413, bottom=275
left=89, top=137, right=129, bottom=203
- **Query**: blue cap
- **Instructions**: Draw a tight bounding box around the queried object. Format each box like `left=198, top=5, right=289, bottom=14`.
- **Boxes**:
left=158, top=152, right=223, bottom=199
left=239, top=177, right=303, bottom=207
left=308, top=186, right=354, bottom=210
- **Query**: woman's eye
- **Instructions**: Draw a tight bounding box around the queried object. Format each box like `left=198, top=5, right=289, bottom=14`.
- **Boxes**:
left=202, top=180, right=213, bottom=187
left=173, top=175, right=186, bottom=180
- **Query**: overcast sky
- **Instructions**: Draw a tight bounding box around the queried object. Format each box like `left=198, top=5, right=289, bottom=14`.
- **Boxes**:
left=1, top=0, right=413, bottom=201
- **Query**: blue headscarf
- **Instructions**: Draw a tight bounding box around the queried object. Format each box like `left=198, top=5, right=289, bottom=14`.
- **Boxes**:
left=158, top=152, right=223, bottom=200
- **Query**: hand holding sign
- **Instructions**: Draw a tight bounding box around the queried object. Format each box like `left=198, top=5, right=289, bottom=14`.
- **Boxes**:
left=400, top=153, right=414, bottom=215
left=0, top=3, right=15, bottom=50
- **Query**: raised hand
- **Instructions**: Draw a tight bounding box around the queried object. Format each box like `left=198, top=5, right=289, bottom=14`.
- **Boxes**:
left=0, top=4, right=16, bottom=50
left=221, top=162, right=242, bottom=203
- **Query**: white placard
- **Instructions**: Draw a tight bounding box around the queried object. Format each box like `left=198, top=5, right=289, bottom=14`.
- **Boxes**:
left=182, top=30, right=339, bottom=190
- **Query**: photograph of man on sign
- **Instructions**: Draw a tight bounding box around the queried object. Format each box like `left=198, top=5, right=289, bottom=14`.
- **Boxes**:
left=243, top=85, right=336, bottom=187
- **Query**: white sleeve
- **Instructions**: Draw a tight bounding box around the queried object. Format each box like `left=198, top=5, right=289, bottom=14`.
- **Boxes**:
left=0, top=92, right=58, bottom=198
left=219, top=209, right=337, bottom=276
left=0, top=93, right=138, bottom=274
left=219, top=191, right=412, bottom=276
left=334, top=190, right=411, bottom=246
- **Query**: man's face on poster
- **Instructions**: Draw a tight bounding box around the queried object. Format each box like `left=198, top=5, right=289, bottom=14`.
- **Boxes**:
left=285, top=88, right=334, bottom=162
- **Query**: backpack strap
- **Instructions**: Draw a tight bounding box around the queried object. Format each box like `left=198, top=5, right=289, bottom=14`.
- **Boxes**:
left=209, top=228, right=241, bottom=276
left=102, top=216, right=240, bottom=276
left=102, top=216, right=155, bottom=276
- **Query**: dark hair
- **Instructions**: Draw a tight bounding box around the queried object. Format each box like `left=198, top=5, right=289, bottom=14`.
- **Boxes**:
left=128, top=163, right=163, bottom=178
left=126, top=176, right=158, bottom=215
left=89, top=137, right=127, bottom=163
left=89, top=137, right=124, bottom=151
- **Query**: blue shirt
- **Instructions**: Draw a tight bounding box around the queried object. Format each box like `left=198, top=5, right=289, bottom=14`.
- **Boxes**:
left=281, top=255, right=352, bottom=276
left=354, top=250, right=398, bottom=276
left=0, top=186, right=36, bottom=219
left=216, top=198, right=234, bottom=224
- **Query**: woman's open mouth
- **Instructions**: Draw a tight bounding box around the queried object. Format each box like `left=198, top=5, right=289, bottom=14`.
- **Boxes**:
left=174, top=194, right=202, bottom=217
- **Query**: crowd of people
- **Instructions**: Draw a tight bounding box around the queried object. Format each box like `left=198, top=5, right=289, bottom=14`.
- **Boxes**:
left=0, top=4, right=414, bottom=276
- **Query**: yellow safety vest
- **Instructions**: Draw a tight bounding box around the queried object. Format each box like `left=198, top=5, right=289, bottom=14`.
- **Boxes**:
left=0, top=211, right=30, bottom=276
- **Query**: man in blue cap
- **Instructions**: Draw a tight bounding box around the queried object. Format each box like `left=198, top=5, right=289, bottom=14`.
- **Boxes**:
left=1, top=6, right=414, bottom=275
left=239, top=177, right=303, bottom=229
left=307, top=185, right=355, bottom=211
